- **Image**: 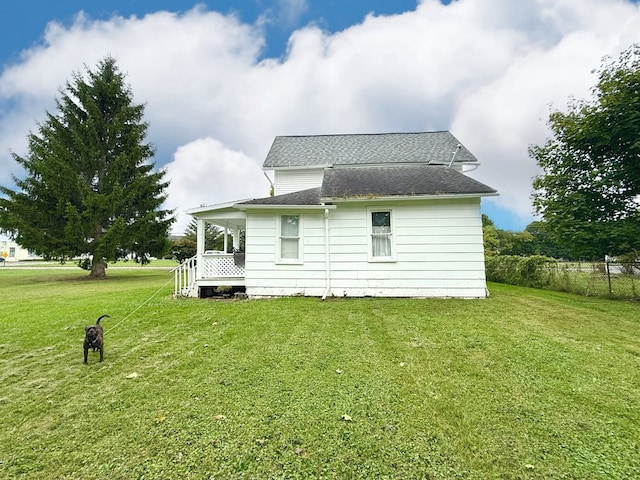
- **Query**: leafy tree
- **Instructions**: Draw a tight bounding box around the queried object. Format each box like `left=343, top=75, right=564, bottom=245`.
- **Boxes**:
left=0, top=56, right=174, bottom=277
left=482, top=215, right=569, bottom=259
left=531, top=44, right=640, bottom=260
left=482, top=214, right=500, bottom=256
left=482, top=214, right=536, bottom=257
left=170, top=220, right=223, bottom=262
left=498, top=230, right=534, bottom=256
left=170, top=236, right=197, bottom=263
left=524, top=221, right=571, bottom=259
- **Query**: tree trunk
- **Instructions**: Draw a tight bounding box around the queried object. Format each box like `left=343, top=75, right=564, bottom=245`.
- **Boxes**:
left=89, top=259, right=107, bottom=279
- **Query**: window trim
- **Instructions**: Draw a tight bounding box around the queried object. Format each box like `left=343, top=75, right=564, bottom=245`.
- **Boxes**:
left=367, top=207, right=396, bottom=262
left=276, top=213, right=303, bottom=264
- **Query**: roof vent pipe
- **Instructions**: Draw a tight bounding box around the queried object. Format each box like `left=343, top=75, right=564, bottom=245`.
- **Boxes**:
left=448, top=144, right=462, bottom=168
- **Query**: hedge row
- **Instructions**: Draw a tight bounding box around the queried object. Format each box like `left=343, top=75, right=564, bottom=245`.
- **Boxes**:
left=484, top=255, right=555, bottom=288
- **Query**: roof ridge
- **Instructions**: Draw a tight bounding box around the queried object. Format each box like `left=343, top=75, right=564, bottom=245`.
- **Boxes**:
left=274, top=131, right=451, bottom=139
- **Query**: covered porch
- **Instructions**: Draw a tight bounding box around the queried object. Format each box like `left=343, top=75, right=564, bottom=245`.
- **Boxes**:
left=173, top=202, right=247, bottom=297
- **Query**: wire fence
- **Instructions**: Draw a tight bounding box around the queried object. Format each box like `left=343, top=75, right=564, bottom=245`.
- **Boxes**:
left=485, top=255, right=640, bottom=300
left=546, top=260, right=640, bottom=299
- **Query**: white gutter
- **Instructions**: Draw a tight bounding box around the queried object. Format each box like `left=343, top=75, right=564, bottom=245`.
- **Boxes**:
left=321, top=192, right=499, bottom=204
left=322, top=206, right=331, bottom=300
left=235, top=204, right=337, bottom=211
left=186, top=199, right=252, bottom=215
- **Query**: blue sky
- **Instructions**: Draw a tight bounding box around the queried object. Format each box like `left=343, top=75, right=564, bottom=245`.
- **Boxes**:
left=2, top=0, right=640, bottom=234
left=2, top=1, right=427, bottom=62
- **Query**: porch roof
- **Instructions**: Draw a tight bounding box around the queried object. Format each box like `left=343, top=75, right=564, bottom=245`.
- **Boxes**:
left=186, top=199, right=251, bottom=216
left=186, top=201, right=249, bottom=229
left=237, top=188, right=324, bottom=207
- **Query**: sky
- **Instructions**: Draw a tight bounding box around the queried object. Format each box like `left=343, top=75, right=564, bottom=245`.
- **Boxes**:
left=1, top=0, right=640, bottom=235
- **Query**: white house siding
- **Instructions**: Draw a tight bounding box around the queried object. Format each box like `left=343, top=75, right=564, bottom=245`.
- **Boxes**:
left=244, top=210, right=329, bottom=297
left=273, top=169, right=324, bottom=195
left=327, top=198, right=487, bottom=298
left=244, top=197, right=488, bottom=298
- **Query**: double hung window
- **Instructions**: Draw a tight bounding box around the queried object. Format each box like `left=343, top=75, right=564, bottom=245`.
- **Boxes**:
left=279, top=214, right=301, bottom=262
left=369, top=210, right=395, bottom=261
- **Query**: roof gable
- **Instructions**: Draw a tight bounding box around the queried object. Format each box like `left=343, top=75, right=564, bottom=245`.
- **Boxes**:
left=263, top=131, right=478, bottom=169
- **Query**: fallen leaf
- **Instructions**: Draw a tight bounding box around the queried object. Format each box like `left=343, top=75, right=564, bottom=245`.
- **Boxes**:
left=255, top=438, right=266, bottom=445
left=399, top=362, right=406, bottom=367
left=341, top=414, right=352, bottom=422
left=155, top=414, right=166, bottom=423
left=525, top=464, right=535, bottom=470
left=294, top=447, right=305, bottom=455
left=335, top=369, right=344, bottom=374
left=214, top=414, right=226, bottom=421
left=125, top=372, right=138, bottom=379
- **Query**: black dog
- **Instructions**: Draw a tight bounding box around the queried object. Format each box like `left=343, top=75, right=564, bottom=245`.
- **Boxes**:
left=83, top=315, right=109, bottom=364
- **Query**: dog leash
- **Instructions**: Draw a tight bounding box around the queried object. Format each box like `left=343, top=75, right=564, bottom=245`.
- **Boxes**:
left=103, top=275, right=175, bottom=334
left=80, top=275, right=177, bottom=380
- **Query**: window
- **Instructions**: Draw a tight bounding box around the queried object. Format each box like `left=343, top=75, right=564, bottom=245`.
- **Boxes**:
left=279, top=214, right=301, bottom=262
left=369, top=209, right=395, bottom=261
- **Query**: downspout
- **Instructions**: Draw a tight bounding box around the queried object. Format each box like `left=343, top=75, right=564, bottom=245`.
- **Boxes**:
left=322, top=207, right=331, bottom=300
left=447, top=144, right=461, bottom=168
left=264, top=171, right=275, bottom=196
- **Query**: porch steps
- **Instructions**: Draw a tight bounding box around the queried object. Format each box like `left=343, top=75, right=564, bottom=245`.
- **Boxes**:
left=173, top=256, right=198, bottom=297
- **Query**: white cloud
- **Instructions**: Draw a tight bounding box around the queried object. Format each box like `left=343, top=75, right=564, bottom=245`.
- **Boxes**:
left=278, top=0, right=308, bottom=27
left=1, top=0, right=640, bottom=233
left=164, top=137, right=268, bottom=233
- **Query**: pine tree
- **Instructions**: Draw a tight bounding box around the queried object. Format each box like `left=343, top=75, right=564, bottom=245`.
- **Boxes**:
left=0, top=56, right=174, bottom=278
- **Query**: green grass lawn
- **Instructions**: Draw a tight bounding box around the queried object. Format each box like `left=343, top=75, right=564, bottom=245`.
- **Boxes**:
left=1, top=268, right=638, bottom=479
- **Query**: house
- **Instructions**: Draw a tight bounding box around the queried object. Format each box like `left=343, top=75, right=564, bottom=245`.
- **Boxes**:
left=0, top=237, right=43, bottom=263
left=175, top=131, right=498, bottom=299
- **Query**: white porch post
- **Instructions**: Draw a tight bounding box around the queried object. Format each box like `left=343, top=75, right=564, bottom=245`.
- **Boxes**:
left=223, top=222, right=229, bottom=253
left=232, top=226, right=240, bottom=251
left=196, top=218, right=205, bottom=279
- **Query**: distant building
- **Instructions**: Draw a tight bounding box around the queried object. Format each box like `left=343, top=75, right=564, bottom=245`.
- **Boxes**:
left=0, top=238, right=43, bottom=262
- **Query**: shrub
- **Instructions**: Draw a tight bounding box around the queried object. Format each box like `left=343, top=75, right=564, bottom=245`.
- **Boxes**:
left=485, top=255, right=555, bottom=288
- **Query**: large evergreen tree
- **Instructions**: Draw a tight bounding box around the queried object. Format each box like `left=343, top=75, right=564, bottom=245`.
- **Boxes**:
left=530, top=44, right=640, bottom=260
left=0, top=56, right=174, bottom=277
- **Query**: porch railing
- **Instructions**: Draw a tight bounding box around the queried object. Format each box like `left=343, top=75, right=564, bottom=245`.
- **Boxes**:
left=200, top=251, right=245, bottom=278
left=173, top=255, right=198, bottom=297
left=173, top=252, right=245, bottom=297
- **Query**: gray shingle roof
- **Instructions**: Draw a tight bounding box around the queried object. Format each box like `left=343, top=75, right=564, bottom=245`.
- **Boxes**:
left=322, top=165, right=496, bottom=199
left=238, top=165, right=496, bottom=207
left=239, top=188, right=321, bottom=206
left=263, top=131, right=478, bottom=168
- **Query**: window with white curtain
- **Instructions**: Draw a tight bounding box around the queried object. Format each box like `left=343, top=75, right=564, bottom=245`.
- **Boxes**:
left=279, top=214, right=301, bottom=262
left=370, top=210, right=395, bottom=261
